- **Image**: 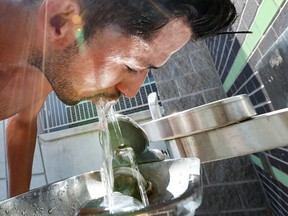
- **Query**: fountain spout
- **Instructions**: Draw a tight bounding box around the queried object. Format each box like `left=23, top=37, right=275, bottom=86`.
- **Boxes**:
left=108, top=114, right=165, bottom=166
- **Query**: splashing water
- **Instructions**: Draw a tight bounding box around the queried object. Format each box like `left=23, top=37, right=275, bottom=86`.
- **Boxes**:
left=96, top=98, right=149, bottom=214
left=115, top=145, right=149, bottom=206
left=97, top=99, right=115, bottom=212
left=107, top=103, right=149, bottom=206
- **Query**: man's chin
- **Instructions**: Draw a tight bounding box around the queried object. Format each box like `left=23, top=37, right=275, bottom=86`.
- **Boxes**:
left=52, top=92, right=81, bottom=106
left=59, top=98, right=81, bottom=106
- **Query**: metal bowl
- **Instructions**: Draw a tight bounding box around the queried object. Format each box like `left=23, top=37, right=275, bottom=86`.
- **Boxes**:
left=0, top=158, right=202, bottom=215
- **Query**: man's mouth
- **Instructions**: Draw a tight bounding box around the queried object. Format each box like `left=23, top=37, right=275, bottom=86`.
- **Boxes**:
left=85, top=91, right=122, bottom=103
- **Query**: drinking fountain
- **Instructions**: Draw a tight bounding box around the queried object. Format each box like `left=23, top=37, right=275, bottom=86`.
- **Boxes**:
left=141, top=94, right=288, bottom=162
left=0, top=109, right=202, bottom=215
left=1, top=94, right=287, bottom=215
left=108, top=114, right=166, bottom=166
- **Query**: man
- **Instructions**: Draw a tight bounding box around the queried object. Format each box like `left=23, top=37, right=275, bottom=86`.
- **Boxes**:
left=0, top=0, right=236, bottom=197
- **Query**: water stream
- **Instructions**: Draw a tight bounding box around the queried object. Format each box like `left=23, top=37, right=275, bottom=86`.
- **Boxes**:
left=97, top=100, right=115, bottom=212
left=96, top=99, right=149, bottom=214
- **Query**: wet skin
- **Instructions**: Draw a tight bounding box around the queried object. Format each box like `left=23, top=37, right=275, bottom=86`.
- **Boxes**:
left=1, top=16, right=192, bottom=117
left=40, top=18, right=192, bottom=106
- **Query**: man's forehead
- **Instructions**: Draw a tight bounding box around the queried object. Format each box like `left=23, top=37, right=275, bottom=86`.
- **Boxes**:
left=93, top=27, right=150, bottom=51
left=90, top=18, right=191, bottom=68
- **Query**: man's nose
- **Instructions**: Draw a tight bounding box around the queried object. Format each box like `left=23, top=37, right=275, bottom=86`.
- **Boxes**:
left=116, top=69, right=149, bottom=98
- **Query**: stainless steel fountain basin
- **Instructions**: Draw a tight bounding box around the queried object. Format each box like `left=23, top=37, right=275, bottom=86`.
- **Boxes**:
left=141, top=95, right=288, bottom=163
left=0, top=158, right=202, bottom=215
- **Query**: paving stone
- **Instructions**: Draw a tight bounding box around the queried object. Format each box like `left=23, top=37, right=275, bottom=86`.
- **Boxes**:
left=176, top=74, right=204, bottom=96
left=179, top=93, right=205, bottom=110
left=249, top=48, right=262, bottom=71
left=203, top=156, right=258, bottom=184
left=203, top=88, right=226, bottom=104
left=0, top=179, right=7, bottom=201
left=161, top=99, right=183, bottom=116
left=189, top=48, right=214, bottom=73
left=232, top=0, right=246, bottom=29
left=242, top=0, right=259, bottom=28
left=171, top=55, right=194, bottom=77
left=273, top=3, right=288, bottom=37
left=258, top=27, right=278, bottom=56
left=197, top=66, right=223, bottom=90
left=197, top=184, right=243, bottom=212
left=236, top=182, right=269, bottom=209
left=30, top=174, right=47, bottom=190
left=0, top=163, right=6, bottom=179
left=156, top=80, right=180, bottom=101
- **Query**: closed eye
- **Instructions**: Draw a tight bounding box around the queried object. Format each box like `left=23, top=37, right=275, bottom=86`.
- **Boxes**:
left=149, top=66, right=159, bottom=70
left=126, top=65, right=138, bottom=74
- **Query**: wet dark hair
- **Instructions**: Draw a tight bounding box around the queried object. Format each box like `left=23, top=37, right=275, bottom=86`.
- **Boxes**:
left=80, top=0, right=237, bottom=41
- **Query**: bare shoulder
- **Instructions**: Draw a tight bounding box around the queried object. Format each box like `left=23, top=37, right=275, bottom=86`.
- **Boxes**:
left=13, top=96, right=49, bottom=124
left=0, top=65, right=52, bottom=120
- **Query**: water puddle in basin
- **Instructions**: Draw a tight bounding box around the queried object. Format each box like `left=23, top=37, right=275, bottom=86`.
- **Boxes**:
left=90, top=99, right=149, bottom=214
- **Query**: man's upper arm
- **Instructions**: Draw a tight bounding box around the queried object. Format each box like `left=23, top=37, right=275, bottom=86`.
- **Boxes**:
left=11, top=98, right=47, bottom=124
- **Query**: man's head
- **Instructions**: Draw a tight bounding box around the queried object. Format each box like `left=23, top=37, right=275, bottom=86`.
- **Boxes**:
left=31, top=0, right=236, bottom=105
left=80, top=0, right=236, bottom=41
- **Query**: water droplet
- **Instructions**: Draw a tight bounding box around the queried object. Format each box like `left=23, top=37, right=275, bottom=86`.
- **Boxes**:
left=48, top=207, right=56, bottom=214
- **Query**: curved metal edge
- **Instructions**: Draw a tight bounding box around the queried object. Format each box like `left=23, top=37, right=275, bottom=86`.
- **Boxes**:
left=141, top=95, right=256, bottom=142
left=0, top=158, right=202, bottom=216
left=179, top=108, right=288, bottom=163
left=0, top=171, right=102, bottom=216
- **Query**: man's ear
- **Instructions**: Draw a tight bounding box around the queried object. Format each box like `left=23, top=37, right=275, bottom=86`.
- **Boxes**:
left=38, top=0, right=83, bottom=49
